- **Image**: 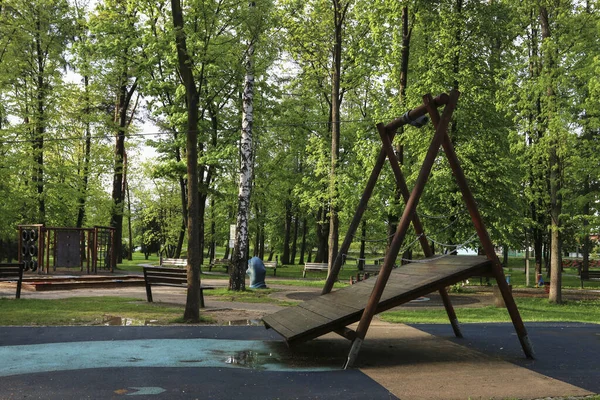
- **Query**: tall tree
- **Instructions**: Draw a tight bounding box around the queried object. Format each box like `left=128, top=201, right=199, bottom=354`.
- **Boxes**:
left=171, top=0, right=202, bottom=320
left=327, top=0, right=351, bottom=272
left=230, top=1, right=258, bottom=291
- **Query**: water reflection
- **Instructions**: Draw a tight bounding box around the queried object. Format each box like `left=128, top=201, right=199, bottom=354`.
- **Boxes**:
left=227, top=319, right=264, bottom=326
left=102, top=315, right=159, bottom=326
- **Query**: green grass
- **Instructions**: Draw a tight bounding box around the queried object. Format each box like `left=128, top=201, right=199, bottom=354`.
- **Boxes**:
left=205, top=288, right=297, bottom=306
left=270, top=279, right=349, bottom=288
left=471, top=265, right=600, bottom=290
left=0, top=296, right=210, bottom=326
left=380, top=297, right=600, bottom=324
left=115, top=252, right=160, bottom=272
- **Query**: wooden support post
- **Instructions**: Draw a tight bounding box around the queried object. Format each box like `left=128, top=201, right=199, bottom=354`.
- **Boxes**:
left=437, top=123, right=535, bottom=360
left=377, top=122, right=462, bottom=338
left=344, top=91, right=460, bottom=369
left=322, top=94, right=450, bottom=295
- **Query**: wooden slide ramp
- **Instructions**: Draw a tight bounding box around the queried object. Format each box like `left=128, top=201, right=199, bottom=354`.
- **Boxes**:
left=263, top=255, right=493, bottom=346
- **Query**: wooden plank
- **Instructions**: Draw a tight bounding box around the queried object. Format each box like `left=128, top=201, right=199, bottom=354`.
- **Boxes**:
left=262, top=314, right=297, bottom=338
left=264, top=306, right=331, bottom=340
left=264, top=258, right=498, bottom=345
left=299, top=297, right=361, bottom=321
left=420, top=256, right=488, bottom=266
left=147, top=277, right=187, bottom=285
left=147, top=272, right=187, bottom=279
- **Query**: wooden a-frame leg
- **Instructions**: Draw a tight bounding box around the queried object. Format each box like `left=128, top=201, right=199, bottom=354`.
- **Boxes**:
left=439, top=288, right=462, bottom=338
left=426, top=98, right=535, bottom=360
left=377, top=122, right=463, bottom=339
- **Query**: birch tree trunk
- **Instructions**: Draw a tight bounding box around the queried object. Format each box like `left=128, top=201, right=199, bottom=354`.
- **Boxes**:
left=230, top=34, right=255, bottom=291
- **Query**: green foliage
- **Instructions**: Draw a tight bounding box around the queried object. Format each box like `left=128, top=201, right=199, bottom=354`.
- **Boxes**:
left=0, top=0, right=599, bottom=269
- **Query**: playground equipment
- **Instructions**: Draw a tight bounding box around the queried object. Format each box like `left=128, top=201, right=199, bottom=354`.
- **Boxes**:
left=262, top=91, right=534, bottom=368
left=18, top=225, right=116, bottom=274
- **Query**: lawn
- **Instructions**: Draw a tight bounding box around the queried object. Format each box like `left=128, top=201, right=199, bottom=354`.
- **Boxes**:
left=380, top=297, right=600, bottom=324
left=0, top=296, right=200, bottom=326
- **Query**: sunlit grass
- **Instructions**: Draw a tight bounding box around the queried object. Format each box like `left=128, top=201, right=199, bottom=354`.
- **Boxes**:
left=205, top=288, right=297, bottom=306
left=380, top=297, right=600, bottom=324
left=0, top=296, right=209, bottom=326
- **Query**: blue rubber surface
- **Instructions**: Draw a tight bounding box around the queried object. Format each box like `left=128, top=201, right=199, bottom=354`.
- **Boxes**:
left=0, top=326, right=398, bottom=400
left=411, top=322, right=600, bottom=393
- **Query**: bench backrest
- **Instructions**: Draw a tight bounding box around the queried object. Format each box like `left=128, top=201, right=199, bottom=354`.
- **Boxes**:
left=362, top=264, right=381, bottom=273
left=263, top=261, right=277, bottom=267
left=160, top=258, right=187, bottom=267
left=0, top=263, right=24, bottom=280
left=304, top=263, right=328, bottom=268
left=143, top=266, right=188, bottom=284
left=581, top=270, right=600, bottom=279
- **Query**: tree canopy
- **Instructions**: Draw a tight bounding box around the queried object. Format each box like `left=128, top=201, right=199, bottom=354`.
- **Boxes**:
left=1, top=0, right=599, bottom=303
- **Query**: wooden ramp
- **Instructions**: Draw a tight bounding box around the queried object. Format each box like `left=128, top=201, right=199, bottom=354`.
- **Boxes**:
left=263, top=255, right=492, bottom=346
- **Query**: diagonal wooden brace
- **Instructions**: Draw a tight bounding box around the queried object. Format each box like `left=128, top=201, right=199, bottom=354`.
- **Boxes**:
left=377, top=122, right=463, bottom=338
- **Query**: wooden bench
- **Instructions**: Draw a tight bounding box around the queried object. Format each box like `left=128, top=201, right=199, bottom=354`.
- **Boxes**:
left=580, top=270, right=600, bottom=288
left=303, top=262, right=329, bottom=278
left=263, top=261, right=277, bottom=276
left=209, top=258, right=230, bottom=272
left=0, top=263, right=24, bottom=299
left=362, top=264, right=381, bottom=275
left=142, top=266, right=213, bottom=308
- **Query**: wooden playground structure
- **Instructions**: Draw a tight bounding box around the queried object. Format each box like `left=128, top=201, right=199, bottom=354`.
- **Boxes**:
left=262, top=90, right=535, bottom=368
left=18, top=225, right=116, bottom=274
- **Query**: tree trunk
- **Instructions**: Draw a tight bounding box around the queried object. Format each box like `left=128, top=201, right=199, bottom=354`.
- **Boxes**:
left=328, top=0, right=349, bottom=275
left=175, top=160, right=188, bottom=258
left=171, top=0, right=202, bottom=321
left=34, top=15, right=45, bottom=224
left=281, top=199, right=292, bottom=264
left=582, top=173, right=590, bottom=277
left=254, top=205, right=261, bottom=257
left=290, top=214, right=299, bottom=264
left=76, top=75, right=91, bottom=228
left=209, top=198, right=216, bottom=262
left=358, top=219, right=366, bottom=270
left=110, top=70, right=137, bottom=265
left=316, top=207, right=329, bottom=263
left=229, top=23, right=256, bottom=291
left=299, top=218, right=307, bottom=265
left=539, top=5, right=562, bottom=303
left=126, top=172, right=133, bottom=261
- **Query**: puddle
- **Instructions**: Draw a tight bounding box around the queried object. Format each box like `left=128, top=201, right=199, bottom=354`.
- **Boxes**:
left=227, top=319, right=264, bottom=327
left=219, top=350, right=272, bottom=369
left=102, top=316, right=159, bottom=326
left=0, top=339, right=338, bottom=377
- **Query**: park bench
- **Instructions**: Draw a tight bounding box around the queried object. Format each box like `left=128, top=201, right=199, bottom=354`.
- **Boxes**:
left=142, top=266, right=213, bottom=308
left=303, top=262, right=329, bottom=278
left=159, top=257, right=187, bottom=268
left=0, top=263, right=24, bottom=299
left=361, top=264, right=381, bottom=275
left=209, top=258, right=231, bottom=272
left=580, top=270, right=600, bottom=289
left=263, top=260, right=277, bottom=276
